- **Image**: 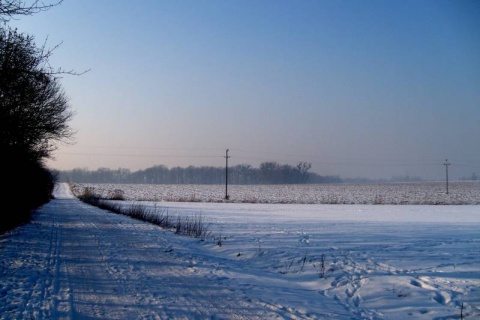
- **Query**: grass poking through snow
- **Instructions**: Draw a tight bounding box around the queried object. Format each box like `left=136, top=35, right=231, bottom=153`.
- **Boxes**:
left=77, top=187, right=211, bottom=240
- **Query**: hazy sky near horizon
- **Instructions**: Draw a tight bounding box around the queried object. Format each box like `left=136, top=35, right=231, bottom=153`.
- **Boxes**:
left=9, top=0, right=480, bottom=180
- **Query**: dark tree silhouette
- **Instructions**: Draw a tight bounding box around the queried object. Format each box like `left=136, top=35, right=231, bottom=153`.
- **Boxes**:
left=0, top=28, right=74, bottom=162
left=57, top=163, right=342, bottom=185
left=1, top=1, right=75, bottom=233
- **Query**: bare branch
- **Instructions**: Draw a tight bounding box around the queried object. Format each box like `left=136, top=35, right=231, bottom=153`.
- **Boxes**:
left=37, top=36, right=91, bottom=77
left=0, top=0, right=63, bottom=22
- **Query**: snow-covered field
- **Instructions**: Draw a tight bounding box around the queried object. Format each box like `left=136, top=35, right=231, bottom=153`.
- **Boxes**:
left=1, top=183, right=479, bottom=319
left=114, top=200, right=479, bottom=319
left=73, top=182, right=480, bottom=318
left=70, top=181, right=480, bottom=205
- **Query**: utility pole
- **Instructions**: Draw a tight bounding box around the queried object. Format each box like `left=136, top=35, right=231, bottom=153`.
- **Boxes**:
left=224, top=149, right=230, bottom=200
left=444, top=159, right=450, bottom=194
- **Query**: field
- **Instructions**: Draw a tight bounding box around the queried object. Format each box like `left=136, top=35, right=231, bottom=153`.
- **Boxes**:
left=65, top=182, right=480, bottom=319
left=69, top=181, right=480, bottom=205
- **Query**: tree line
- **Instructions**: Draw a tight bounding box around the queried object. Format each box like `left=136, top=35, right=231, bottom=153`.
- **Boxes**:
left=56, top=162, right=342, bottom=185
left=1, top=1, right=75, bottom=233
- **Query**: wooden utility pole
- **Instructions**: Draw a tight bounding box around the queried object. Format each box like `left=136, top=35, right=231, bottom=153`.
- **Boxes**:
left=224, top=149, right=230, bottom=200
left=444, top=159, right=450, bottom=194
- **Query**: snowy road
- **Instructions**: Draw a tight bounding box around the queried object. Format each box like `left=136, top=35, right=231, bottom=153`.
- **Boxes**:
left=0, top=183, right=352, bottom=319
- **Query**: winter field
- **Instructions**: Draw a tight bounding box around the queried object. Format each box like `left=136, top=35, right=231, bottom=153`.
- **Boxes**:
left=1, top=183, right=479, bottom=319
left=71, top=182, right=479, bottom=319
left=153, top=202, right=479, bottom=320
left=70, top=181, right=480, bottom=205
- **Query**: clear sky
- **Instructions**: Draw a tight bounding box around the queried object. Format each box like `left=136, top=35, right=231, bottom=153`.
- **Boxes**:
left=9, top=0, right=480, bottom=180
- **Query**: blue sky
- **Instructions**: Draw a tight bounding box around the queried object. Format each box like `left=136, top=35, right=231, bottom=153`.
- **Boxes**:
left=9, top=0, right=480, bottom=179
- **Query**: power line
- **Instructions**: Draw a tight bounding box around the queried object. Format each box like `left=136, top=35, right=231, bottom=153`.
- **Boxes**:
left=71, top=145, right=225, bottom=151
left=233, top=155, right=439, bottom=168
left=59, top=152, right=221, bottom=159
left=56, top=146, right=478, bottom=170
left=231, top=148, right=445, bottom=164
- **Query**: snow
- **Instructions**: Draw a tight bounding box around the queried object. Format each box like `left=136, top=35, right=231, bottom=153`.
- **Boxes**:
left=1, top=183, right=479, bottom=319
left=70, top=181, right=480, bottom=205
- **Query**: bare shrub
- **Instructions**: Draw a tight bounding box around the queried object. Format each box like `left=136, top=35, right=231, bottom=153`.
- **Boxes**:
left=108, top=189, right=125, bottom=200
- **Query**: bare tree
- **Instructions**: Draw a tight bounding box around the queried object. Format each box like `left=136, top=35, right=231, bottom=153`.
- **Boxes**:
left=0, top=27, right=74, bottom=162
left=296, top=162, right=312, bottom=183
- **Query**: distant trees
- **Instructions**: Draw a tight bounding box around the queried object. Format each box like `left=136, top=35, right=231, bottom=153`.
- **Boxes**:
left=57, top=162, right=343, bottom=185
left=1, top=1, right=74, bottom=233
left=259, top=161, right=312, bottom=184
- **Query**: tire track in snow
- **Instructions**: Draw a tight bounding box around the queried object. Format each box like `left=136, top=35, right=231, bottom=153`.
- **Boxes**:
left=2, top=183, right=355, bottom=319
left=0, top=205, right=60, bottom=319
left=5, top=195, right=303, bottom=319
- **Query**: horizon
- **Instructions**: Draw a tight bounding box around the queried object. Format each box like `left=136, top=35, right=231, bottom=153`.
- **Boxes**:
left=54, top=161, right=478, bottom=182
left=9, top=0, right=480, bottom=181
